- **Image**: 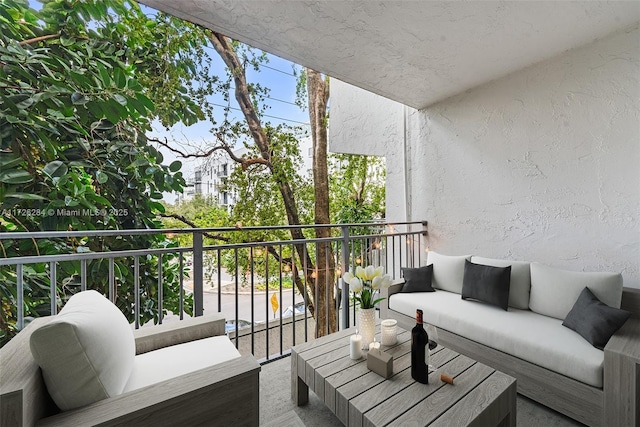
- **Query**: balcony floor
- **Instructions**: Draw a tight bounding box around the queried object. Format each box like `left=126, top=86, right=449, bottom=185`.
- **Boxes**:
left=259, top=356, right=584, bottom=426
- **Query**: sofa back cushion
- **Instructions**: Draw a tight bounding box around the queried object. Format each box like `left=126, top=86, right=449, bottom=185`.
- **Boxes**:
left=470, top=256, right=531, bottom=310
left=426, top=251, right=470, bottom=294
left=529, top=263, right=623, bottom=320
left=29, top=290, right=135, bottom=411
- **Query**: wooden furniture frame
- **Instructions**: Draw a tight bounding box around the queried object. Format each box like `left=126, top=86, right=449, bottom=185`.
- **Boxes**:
left=381, top=285, right=640, bottom=427
left=1, top=314, right=261, bottom=427
left=291, top=326, right=516, bottom=427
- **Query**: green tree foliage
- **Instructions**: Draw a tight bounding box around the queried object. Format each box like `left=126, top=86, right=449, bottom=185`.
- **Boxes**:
left=162, top=194, right=231, bottom=247
left=330, top=154, right=386, bottom=225
left=0, top=0, right=194, bottom=344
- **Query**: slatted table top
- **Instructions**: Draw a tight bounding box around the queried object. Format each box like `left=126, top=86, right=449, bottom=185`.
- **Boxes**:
left=291, top=325, right=516, bottom=427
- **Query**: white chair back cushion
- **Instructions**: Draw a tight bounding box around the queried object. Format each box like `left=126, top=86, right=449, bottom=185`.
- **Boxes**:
left=426, top=251, right=470, bottom=294
left=529, top=263, right=623, bottom=320
left=29, top=290, right=135, bottom=411
left=471, top=256, right=531, bottom=309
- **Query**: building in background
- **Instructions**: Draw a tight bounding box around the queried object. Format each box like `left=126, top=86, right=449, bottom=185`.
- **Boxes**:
left=176, top=138, right=313, bottom=207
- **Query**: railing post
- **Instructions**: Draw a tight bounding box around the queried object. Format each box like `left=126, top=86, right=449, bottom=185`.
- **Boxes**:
left=17, top=264, right=24, bottom=330
left=193, top=231, right=204, bottom=317
left=50, top=261, right=57, bottom=315
left=341, top=225, right=350, bottom=329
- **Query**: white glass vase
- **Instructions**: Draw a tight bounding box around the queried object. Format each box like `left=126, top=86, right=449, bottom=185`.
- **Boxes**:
left=358, top=307, right=376, bottom=350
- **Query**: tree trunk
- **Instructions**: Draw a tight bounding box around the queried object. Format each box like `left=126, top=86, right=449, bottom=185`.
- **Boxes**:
left=307, top=69, right=336, bottom=335
left=210, top=33, right=335, bottom=334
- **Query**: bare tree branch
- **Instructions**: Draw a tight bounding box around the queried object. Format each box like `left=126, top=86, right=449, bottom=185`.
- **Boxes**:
left=157, top=213, right=230, bottom=242
left=148, top=136, right=269, bottom=170
left=19, top=33, right=60, bottom=46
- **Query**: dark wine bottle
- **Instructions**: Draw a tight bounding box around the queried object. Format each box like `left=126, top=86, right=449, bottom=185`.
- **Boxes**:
left=411, top=309, right=429, bottom=384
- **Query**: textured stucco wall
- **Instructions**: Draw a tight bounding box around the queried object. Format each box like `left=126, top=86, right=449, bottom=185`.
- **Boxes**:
left=330, top=26, right=640, bottom=287
left=329, top=79, right=409, bottom=219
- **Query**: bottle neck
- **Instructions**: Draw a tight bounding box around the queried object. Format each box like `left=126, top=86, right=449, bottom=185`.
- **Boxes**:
left=416, top=309, right=423, bottom=325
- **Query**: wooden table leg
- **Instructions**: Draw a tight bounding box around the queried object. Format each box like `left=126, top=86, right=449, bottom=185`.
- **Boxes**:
left=502, top=380, right=517, bottom=427
left=295, top=376, right=309, bottom=406
left=291, top=350, right=309, bottom=405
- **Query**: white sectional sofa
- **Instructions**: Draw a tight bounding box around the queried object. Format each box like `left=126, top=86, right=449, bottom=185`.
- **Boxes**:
left=381, top=252, right=640, bottom=427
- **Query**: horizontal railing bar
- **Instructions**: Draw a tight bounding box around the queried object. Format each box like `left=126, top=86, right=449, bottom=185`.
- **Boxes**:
left=200, top=230, right=421, bottom=251
left=0, top=221, right=425, bottom=240
left=0, top=246, right=192, bottom=266
left=342, top=230, right=424, bottom=240
left=0, top=231, right=423, bottom=265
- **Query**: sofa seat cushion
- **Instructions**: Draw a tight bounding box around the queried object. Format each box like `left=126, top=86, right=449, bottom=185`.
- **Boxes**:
left=123, top=335, right=241, bottom=392
left=30, top=291, right=135, bottom=411
left=389, top=290, right=605, bottom=387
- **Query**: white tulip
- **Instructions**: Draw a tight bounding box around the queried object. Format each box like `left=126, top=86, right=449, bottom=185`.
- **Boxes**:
left=343, top=271, right=354, bottom=284
left=380, top=274, right=393, bottom=288
left=372, top=275, right=384, bottom=290
left=374, top=266, right=385, bottom=278
left=364, top=265, right=376, bottom=281
left=349, top=277, right=363, bottom=293
left=355, top=266, right=365, bottom=280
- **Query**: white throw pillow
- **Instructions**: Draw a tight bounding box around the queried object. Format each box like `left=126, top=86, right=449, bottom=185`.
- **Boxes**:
left=426, top=251, right=470, bottom=294
left=29, top=290, right=135, bottom=411
left=529, top=263, right=623, bottom=320
left=471, top=256, right=531, bottom=310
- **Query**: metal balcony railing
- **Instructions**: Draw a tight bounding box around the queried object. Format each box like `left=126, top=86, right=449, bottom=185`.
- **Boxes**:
left=0, top=221, right=427, bottom=361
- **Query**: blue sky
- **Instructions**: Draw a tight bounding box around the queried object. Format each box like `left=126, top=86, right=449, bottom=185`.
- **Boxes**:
left=152, top=50, right=312, bottom=203
left=151, top=52, right=310, bottom=150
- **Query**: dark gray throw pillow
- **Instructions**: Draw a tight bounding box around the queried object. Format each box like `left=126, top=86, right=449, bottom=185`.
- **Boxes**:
left=401, top=265, right=435, bottom=293
left=562, top=287, right=631, bottom=350
left=461, top=260, right=511, bottom=311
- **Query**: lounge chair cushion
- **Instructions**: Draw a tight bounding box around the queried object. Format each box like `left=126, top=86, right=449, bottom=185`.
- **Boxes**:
left=529, top=263, right=623, bottom=320
left=123, top=335, right=241, bottom=391
left=29, top=290, right=135, bottom=411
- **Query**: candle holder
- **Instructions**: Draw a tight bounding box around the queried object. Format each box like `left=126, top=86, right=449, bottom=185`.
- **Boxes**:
left=381, top=319, right=398, bottom=346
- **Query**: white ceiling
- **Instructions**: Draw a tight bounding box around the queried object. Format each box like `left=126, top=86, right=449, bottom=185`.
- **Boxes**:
left=138, top=1, right=640, bottom=109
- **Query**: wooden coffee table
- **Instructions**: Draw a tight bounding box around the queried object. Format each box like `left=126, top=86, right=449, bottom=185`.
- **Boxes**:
left=291, top=326, right=516, bottom=427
